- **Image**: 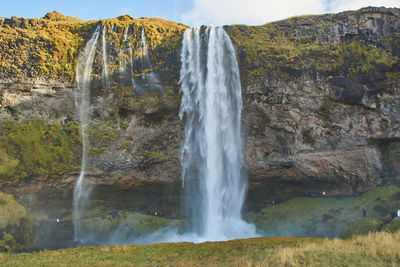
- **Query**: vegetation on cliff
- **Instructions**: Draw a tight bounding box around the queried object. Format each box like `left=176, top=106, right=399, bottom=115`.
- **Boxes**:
left=0, top=119, right=81, bottom=184
left=0, top=192, right=33, bottom=251
left=0, top=11, right=187, bottom=82
left=0, top=12, right=84, bottom=81
left=228, top=8, right=400, bottom=87
left=0, top=10, right=187, bottom=181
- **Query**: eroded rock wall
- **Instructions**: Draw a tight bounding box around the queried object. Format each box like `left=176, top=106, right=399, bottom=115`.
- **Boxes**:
left=0, top=8, right=399, bottom=222
left=228, top=7, right=400, bottom=209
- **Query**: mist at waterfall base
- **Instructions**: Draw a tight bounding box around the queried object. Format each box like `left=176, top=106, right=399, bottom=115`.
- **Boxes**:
left=73, top=25, right=257, bottom=246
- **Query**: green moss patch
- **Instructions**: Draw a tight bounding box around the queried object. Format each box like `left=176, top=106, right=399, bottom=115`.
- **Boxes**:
left=382, top=217, right=400, bottom=233
left=246, top=185, right=400, bottom=238
left=228, top=14, right=399, bottom=85
left=0, top=119, right=81, bottom=184
left=0, top=192, right=33, bottom=251
left=0, top=11, right=187, bottom=82
left=340, top=218, right=383, bottom=239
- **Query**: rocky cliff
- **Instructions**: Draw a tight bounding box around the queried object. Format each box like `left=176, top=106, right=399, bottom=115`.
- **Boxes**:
left=229, top=6, right=400, bottom=209
left=0, top=8, right=399, bottom=248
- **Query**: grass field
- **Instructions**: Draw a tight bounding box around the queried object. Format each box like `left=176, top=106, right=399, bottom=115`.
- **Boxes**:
left=1, top=231, right=399, bottom=266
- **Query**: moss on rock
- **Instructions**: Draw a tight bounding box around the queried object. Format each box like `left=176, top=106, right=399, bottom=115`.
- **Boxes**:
left=246, top=185, right=400, bottom=238
left=0, top=119, right=81, bottom=184
left=0, top=11, right=187, bottom=82
left=340, top=218, right=383, bottom=239
left=227, top=10, right=400, bottom=86
left=0, top=192, right=33, bottom=251
left=382, top=217, right=400, bottom=233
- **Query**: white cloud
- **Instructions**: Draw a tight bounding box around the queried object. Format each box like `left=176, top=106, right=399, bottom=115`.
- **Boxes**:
left=181, top=0, right=326, bottom=26
left=180, top=0, right=400, bottom=26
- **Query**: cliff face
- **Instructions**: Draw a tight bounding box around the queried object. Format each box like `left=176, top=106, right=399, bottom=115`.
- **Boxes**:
left=0, top=12, right=187, bottom=196
left=0, top=8, right=399, bottom=232
left=229, top=7, right=400, bottom=209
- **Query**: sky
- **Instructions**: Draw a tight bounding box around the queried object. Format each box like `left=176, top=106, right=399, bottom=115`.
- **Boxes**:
left=1, top=0, right=399, bottom=26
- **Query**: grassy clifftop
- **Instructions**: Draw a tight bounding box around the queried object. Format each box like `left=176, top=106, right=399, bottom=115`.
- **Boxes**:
left=0, top=11, right=187, bottom=82
left=228, top=7, right=400, bottom=86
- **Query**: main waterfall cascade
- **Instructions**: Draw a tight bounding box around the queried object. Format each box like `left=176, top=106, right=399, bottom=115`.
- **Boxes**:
left=179, top=26, right=257, bottom=240
left=73, top=25, right=101, bottom=242
left=72, top=24, right=257, bottom=244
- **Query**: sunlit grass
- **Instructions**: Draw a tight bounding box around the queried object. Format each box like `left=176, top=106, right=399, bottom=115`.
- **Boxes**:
left=1, top=232, right=400, bottom=266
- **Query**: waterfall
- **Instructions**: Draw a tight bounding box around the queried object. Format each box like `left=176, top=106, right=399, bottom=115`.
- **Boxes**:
left=73, top=25, right=100, bottom=242
left=137, top=26, right=162, bottom=92
left=119, top=25, right=130, bottom=73
left=129, top=42, right=136, bottom=90
left=140, top=26, right=151, bottom=67
left=102, top=25, right=109, bottom=85
left=179, top=26, right=257, bottom=241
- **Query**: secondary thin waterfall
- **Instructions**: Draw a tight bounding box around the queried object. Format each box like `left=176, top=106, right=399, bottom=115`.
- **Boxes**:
left=102, top=25, right=109, bottom=85
left=138, top=26, right=162, bottom=92
left=73, top=25, right=100, bottom=242
left=119, top=25, right=129, bottom=73
left=140, top=26, right=151, bottom=67
left=179, top=26, right=257, bottom=240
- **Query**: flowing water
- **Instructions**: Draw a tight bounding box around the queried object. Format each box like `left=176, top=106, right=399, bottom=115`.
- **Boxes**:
left=72, top=24, right=256, bottom=245
left=129, top=42, right=136, bottom=90
left=179, top=26, right=257, bottom=241
left=73, top=25, right=100, bottom=242
left=119, top=25, right=130, bottom=73
left=101, top=25, right=109, bottom=85
left=140, top=26, right=151, bottom=68
left=136, top=26, right=162, bottom=92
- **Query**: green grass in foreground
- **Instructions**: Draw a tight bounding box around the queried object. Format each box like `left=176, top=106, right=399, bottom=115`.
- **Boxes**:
left=1, top=232, right=400, bottom=266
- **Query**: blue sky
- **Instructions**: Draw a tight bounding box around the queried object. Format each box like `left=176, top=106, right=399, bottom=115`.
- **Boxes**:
left=1, top=0, right=192, bottom=22
left=2, top=0, right=399, bottom=26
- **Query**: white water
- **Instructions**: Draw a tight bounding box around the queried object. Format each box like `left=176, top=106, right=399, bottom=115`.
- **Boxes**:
left=119, top=25, right=130, bottom=73
left=136, top=26, right=162, bottom=92
left=129, top=42, right=136, bottom=89
left=103, top=26, right=257, bottom=246
left=178, top=26, right=257, bottom=241
left=71, top=25, right=256, bottom=246
left=101, top=25, right=109, bottom=85
left=140, top=26, right=151, bottom=67
left=73, top=25, right=100, bottom=242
